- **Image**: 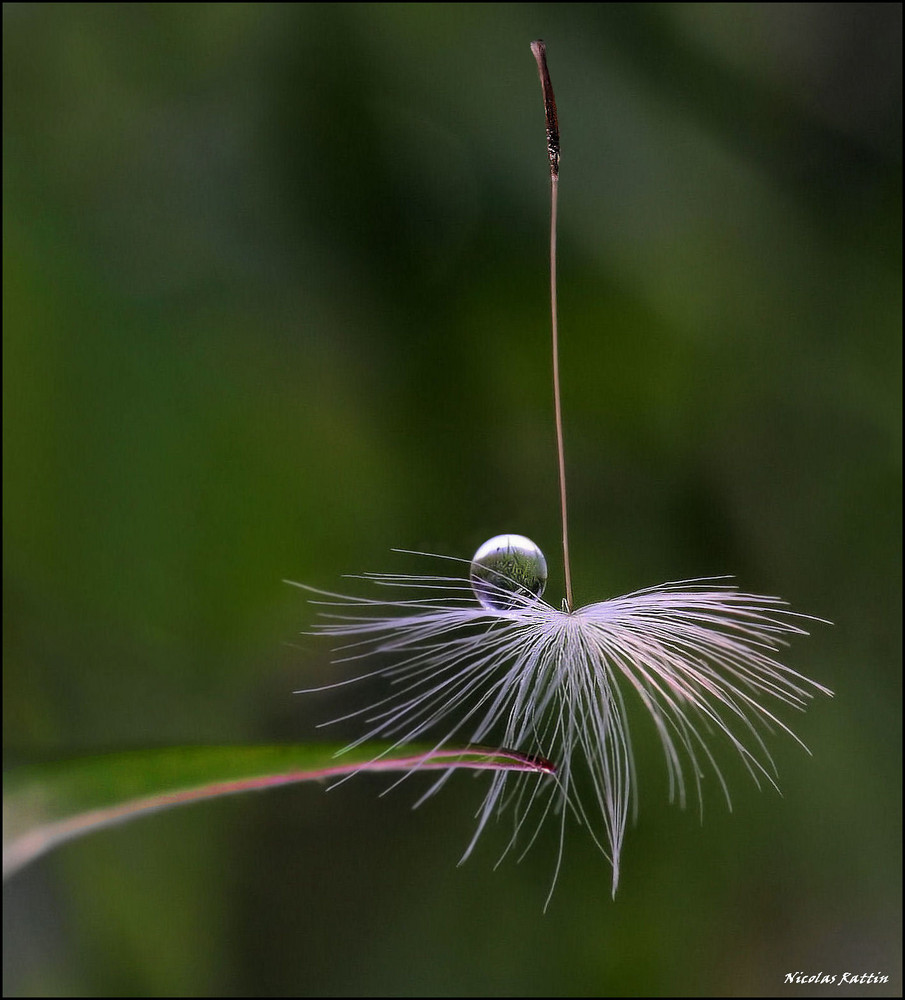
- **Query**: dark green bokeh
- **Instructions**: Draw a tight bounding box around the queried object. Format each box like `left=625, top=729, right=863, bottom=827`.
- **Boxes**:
left=4, top=4, right=900, bottom=996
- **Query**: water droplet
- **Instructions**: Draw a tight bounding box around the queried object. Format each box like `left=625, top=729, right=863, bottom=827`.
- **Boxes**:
left=470, top=534, right=547, bottom=610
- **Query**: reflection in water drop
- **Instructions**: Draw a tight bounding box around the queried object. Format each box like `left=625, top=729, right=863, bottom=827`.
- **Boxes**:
left=469, top=534, right=548, bottom=610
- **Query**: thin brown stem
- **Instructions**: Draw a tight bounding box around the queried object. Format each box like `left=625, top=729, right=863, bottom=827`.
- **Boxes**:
left=531, top=40, right=573, bottom=611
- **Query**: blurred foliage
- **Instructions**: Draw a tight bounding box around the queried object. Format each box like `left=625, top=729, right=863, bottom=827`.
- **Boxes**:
left=3, top=3, right=901, bottom=997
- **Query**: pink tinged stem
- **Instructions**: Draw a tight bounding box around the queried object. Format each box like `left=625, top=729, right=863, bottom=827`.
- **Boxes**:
left=3, top=746, right=554, bottom=879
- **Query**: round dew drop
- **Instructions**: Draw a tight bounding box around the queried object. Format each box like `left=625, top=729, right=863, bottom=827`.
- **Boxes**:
left=470, top=534, right=548, bottom=610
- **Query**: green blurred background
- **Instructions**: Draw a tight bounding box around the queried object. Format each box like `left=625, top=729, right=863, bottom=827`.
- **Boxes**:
left=3, top=3, right=901, bottom=996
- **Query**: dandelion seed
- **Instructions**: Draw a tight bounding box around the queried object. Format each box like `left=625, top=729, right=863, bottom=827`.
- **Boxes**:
left=294, top=41, right=831, bottom=903
left=294, top=548, right=830, bottom=901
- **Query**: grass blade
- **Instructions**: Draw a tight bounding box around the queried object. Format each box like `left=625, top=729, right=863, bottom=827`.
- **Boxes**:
left=3, top=743, right=554, bottom=878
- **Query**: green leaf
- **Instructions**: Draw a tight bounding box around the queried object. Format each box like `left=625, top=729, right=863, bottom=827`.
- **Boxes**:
left=3, top=743, right=554, bottom=878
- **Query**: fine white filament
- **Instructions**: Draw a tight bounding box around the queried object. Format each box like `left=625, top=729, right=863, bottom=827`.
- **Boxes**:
left=294, top=560, right=830, bottom=902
